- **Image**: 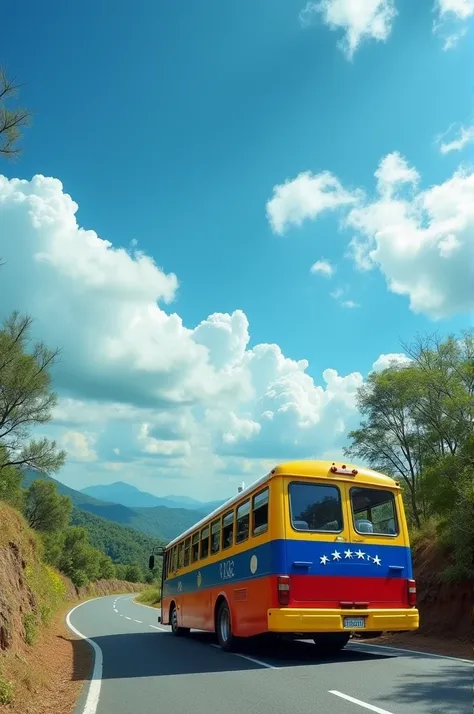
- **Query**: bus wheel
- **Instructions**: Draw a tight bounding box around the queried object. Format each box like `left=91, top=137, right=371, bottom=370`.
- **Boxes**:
left=313, top=633, right=350, bottom=654
left=170, top=606, right=189, bottom=637
left=216, top=601, right=236, bottom=651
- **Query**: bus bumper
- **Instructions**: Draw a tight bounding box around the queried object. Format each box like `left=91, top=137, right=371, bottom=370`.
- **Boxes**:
left=267, top=607, right=419, bottom=633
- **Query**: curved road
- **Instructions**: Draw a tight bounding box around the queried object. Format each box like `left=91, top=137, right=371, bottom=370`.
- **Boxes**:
left=67, top=595, right=472, bottom=714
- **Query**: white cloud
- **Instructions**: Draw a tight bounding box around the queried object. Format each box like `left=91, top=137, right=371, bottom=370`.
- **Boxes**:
left=433, top=0, right=474, bottom=49
left=310, top=259, right=335, bottom=277
left=59, top=431, right=98, bottom=462
left=341, top=299, right=360, bottom=309
left=438, top=124, right=474, bottom=154
left=266, top=170, right=360, bottom=234
left=0, top=172, right=375, bottom=499
left=330, top=287, right=360, bottom=308
left=300, top=0, right=397, bottom=59
left=372, top=353, right=411, bottom=371
left=269, top=152, right=474, bottom=320
left=346, top=154, right=474, bottom=318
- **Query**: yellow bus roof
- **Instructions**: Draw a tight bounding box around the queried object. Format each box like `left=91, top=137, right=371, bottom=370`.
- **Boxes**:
left=165, top=460, right=398, bottom=548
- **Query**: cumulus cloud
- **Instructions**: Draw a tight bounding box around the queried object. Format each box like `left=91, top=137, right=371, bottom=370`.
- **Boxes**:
left=266, top=170, right=360, bottom=234
left=433, top=0, right=474, bottom=48
left=372, top=353, right=411, bottom=371
left=300, top=0, right=397, bottom=59
left=346, top=154, right=474, bottom=318
left=310, top=259, right=335, bottom=277
left=437, top=123, right=474, bottom=154
left=269, top=152, right=474, bottom=319
left=0, top=172, right=374, bottom=499
left=59, top=431, right=98, bottom=462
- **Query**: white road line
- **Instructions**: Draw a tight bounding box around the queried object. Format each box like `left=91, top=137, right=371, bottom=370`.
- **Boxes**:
left=66, top=600, right=103, bottom=714
left=125, top=616, right=132, bottom=620
left=131, top=597, right=160, bottom=611
left=210, top=643, right=277, bottom=670
left=150, top=624, right=168, bottom=631
left=349, top=641, right=473, bottom=665
left=134, top=620, right=143, bottom=624
left=330, top=691, right=394, bottom=714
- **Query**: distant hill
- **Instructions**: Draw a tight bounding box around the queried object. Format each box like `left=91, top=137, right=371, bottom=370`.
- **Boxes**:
left=21, top=470, right=214, bottom=542
left=81, top=481, right=225, bottom=512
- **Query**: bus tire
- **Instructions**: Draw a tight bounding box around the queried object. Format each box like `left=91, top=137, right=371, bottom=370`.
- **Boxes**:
left=216, top=601, right=237, bottom=651
left=313, top=633, right=350, bottom=654
left=170, top=605, right=190, bottom=637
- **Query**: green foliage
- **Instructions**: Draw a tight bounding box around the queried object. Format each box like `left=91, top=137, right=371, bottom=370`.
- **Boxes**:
left=123, top=564, right=143, bottom=583
left=23, top=613, right=37, bottom=645
left=0, top=446, right=22, bottom=507
left=0, top=677, right=14, bottom=705
left=346, top=329, right=474, bottom=580
left=24, top=479, right=72, bottom=533
left=0, top=312, right=66, bottom=474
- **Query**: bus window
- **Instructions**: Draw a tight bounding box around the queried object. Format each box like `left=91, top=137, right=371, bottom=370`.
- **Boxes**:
left=252, top=488, right=269, bottom=536
left=191, top=533, right=199, bottom=563
left=184, top=537, right=191, bottom=566
left=351, top=487, right=398, bottom=536
left=211, top=519, right=220, bottom=554
left=289, top=482, right=343, bottom=532
left=177, top=541, right=184, bottom=569
left=200, top=526, right=210, bottom=559
left=236, top=500, right=250, bottom=544
left=163, top=550, right=169, bottom=579
left=171, top=546, right=178, bottom=572
left=222, top=510, right=234, bottom=550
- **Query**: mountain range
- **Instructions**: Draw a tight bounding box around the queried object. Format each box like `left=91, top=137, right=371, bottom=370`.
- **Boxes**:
left=81, top=481, right=224, bottom=512
left=22, top=471, right=225, bottom=543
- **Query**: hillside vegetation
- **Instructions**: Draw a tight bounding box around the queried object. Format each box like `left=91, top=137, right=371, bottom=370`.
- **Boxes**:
left=23, top=470, right=207, bottom=542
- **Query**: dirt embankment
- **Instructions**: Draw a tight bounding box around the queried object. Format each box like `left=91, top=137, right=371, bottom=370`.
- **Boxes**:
left=0, top=502, right=143, bottom=708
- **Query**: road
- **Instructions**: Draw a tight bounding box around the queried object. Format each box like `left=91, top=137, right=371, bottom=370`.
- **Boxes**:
left=67, top=595, right=472, bottom=714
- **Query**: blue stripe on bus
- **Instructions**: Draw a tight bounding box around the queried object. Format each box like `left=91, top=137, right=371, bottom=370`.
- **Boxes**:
left=163, top=539, right=413, bottom=597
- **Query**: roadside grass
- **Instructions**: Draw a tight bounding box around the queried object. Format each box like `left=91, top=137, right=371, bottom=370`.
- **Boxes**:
left=136, top=585, right=161, bottom=607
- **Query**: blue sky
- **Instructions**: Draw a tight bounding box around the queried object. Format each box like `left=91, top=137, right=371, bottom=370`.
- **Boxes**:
left=1, top=0, right=473, bottom=499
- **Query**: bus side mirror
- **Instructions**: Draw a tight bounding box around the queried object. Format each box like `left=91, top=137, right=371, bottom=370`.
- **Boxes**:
left=148, top=555, right=155, bottom=570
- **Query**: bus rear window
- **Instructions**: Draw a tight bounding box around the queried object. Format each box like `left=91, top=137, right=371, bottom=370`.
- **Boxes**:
left=351, top=487, right=398, bottom=536
left=289, top=482, right=343, bottom=532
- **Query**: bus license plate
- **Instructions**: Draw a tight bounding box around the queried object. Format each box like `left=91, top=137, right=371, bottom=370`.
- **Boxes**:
left=344, top=617, right=365, bottom=629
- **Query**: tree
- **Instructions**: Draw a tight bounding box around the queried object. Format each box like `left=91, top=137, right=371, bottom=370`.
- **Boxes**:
left=124, top=564, right=143, bottom=583
left=98, top=553, right=116, bottom=580
left=0, top=68, right=31, bottom=159
left=0, top=312, right=66, bottom=474
left=0, top=445, right=22, bottom=506
left=24, top=480, right=72, bottom=532
left=344, top=364, right=426, bottom=527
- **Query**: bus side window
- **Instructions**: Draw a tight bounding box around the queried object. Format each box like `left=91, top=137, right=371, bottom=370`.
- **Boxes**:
left=191, top=533, right=199, bottom=563
left=252, top=488, right=269, bottom=536
left=236, top=500, right=250, bottom=544
left=177, top=541, right=184, bottom=569
left=171, top=546, right=178, bottom=573
left=163, top=550, right=169, bottom=579
left=222, top=510, right=234, bottom=550
left=211, top=519, right=220, bottom=554
left=184, top=537, right=191, bottom=566
left=200, top=526, right=210, bottom=559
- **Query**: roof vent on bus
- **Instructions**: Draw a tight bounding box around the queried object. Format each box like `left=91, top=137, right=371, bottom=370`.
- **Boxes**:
left=238, top=482, right=245, bottom=493
left=330, top=463, right=358, bottom=476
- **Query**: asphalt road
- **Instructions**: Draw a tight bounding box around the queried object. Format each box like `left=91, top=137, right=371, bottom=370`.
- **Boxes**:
left=67, top=595, right=472, bottom=714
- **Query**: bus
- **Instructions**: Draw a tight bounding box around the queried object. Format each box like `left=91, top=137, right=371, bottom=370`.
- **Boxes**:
left=148, top=460, right=419, bottom=654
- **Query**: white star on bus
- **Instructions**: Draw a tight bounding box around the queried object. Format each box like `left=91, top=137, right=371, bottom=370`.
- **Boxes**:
left=355, top=549, right=365, bottom=559
left=331, top=550, right=342, bottom=561
left=320, top=555, right=329, bottom=565
left=344, top=549, right=353, bottom=559
left=373, top=555, right=382, bottom=566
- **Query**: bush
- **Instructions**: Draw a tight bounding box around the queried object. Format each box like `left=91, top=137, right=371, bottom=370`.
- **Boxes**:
left=0, top=678, right=14, bottom=705
left=23, top=613, right=37, bottom=645
left=136, top=586, right=161, bottom=606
